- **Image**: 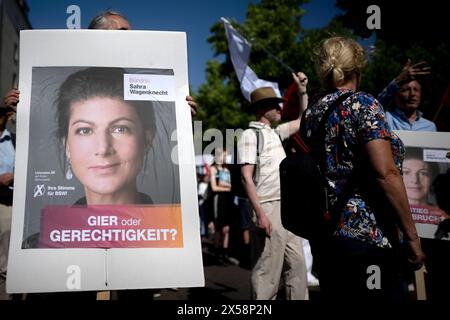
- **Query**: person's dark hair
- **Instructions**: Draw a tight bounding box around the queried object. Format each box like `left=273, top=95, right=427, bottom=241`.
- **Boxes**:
left=404, top=146, right=423, bottom=161
left=55, top=67, right=156, bottom=180
left=88, top=10, right=127, bottom=29
left=56, top=67, right=155, bottom=146
left=433, top=169, right=450, bottom=215
left=404, top=147, right=439, bottom=183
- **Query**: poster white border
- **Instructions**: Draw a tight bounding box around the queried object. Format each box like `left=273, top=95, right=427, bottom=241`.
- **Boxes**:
left=7, top=30, right=204, bottom=293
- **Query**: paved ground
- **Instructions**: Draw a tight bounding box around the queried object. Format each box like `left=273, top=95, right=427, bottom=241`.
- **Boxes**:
left=154, top=244, right=252, bottom=300
left=154, top=242, right=320, bottom=301
left=1, top=239, right=320, bottom=301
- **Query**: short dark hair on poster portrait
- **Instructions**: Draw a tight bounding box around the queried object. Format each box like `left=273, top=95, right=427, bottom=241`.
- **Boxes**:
left=55, top=67, right=156, bottom=145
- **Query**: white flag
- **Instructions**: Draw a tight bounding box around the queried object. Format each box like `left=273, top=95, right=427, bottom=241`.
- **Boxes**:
left=221, top=17, right=280, bottom=102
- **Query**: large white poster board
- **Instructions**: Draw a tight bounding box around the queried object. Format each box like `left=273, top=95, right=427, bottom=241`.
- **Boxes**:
left=7, top=30, right=204, bottom=293
left=396, top=131, right=450, bottom=241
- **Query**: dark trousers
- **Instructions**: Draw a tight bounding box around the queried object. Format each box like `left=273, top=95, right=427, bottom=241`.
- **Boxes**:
left=310, top=237, right=410, bottom=302
left=421, top=238, right=450, bottom=302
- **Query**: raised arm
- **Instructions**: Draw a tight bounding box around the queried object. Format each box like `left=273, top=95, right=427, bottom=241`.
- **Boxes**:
left=377, top=59, right=431, bottom=109
left=285, top=72, right=308, bottom=137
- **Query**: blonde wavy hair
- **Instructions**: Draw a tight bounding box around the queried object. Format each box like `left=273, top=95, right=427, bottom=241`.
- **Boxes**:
left=314, top=36, right=367, bottom=91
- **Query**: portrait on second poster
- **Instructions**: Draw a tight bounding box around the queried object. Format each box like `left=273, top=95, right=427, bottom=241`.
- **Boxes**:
left=403, top=146, right=450, bottom=240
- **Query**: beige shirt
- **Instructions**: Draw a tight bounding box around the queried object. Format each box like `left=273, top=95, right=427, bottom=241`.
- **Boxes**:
left=237, top=121, right=290, bottom=203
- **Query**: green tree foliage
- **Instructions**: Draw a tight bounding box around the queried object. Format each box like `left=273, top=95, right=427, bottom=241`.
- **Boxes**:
left=335, top=0, right=448, bottom=47
left=196, top=0, right=449, bottom=133
left=292, top=19, right=354, bottom=94
left=195, top=60, right=253, bottom=131
left=336, top=0, right=450, bottom=130
left=195, top=0, right=355, bottom=132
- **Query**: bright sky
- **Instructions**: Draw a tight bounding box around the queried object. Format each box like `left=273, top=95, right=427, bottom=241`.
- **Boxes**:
left=26, top=0, right=341, bottom=93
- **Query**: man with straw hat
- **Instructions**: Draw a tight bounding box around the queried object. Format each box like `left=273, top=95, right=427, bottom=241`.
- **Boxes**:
left=237, top=73, right=309, bottom=300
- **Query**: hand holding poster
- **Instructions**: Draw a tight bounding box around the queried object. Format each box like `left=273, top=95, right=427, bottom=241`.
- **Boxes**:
left=7, top=30, right=204, bottom=294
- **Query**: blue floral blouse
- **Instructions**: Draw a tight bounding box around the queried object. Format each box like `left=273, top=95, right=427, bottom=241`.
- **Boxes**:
left=303, top=89, right=405, bottom=248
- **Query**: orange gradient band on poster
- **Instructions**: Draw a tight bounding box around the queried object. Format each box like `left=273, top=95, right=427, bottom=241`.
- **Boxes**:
left=410, top=204, right=445, bottom=225
left=39, top=205, right=183, bottom=248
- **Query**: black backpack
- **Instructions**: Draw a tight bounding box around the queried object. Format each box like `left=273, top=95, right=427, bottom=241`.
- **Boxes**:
left=279, top=92, right=353, bottom=240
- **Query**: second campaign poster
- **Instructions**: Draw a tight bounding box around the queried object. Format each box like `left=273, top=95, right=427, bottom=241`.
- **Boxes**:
left=397, top=131, right=450, bottom=241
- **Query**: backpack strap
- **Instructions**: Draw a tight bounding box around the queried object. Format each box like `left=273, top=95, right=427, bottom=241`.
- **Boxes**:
left=251, top=128, right=262, bottom=181
left=309, top=91, right=354, bottom=220
left=314, top=91, right=353, bottom=160
left=251, top=128, right=261, bottom=158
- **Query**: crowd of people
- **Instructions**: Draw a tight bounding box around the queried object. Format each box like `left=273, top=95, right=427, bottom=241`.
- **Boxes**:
left=0, top=9, right=449, bottom=302
left=197, top=37, right=448, bottom=301
left=197, top=154, right=250, bottom=267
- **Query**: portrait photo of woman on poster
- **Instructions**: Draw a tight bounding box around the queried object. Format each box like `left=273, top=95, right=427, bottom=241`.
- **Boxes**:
left=403, top=147, right=449, bottom=229
left=56, top=67, right=155, bottom=205
left=404, top=147, right=438, bottom=206
left=22, top=66, right=181, bottom=248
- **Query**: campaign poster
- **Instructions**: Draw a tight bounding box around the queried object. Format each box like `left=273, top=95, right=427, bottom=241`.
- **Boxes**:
left=7, top=30, right=204, bottom=293
left=396, top=131, right=450, bottom=241
left=23, top=66, right=182, bottom=249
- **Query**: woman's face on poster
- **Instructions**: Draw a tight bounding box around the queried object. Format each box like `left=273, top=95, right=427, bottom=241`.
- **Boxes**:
left=403, top=158, right=432, bottom=205
left=65, top=96, right=151, bottom=198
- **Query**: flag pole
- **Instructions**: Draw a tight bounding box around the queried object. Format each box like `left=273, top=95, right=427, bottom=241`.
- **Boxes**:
left=256, top=44, right=296, bottom=74
left=223, top=17, right=295, bottom=74
left=432, top=85, right=450, bottom=122
left=432, top=102, right=444, bottom=122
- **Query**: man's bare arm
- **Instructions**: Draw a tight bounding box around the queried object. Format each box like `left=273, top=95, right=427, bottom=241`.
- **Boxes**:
left=241, top=164, right=272, bottom=236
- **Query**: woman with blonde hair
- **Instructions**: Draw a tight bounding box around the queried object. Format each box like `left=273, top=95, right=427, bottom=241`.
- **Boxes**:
left=299, top=36, right=425, bottom=301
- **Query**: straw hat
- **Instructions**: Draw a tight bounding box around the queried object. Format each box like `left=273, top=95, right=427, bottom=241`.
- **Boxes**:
left=245, top=87, right=284, bottom=113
